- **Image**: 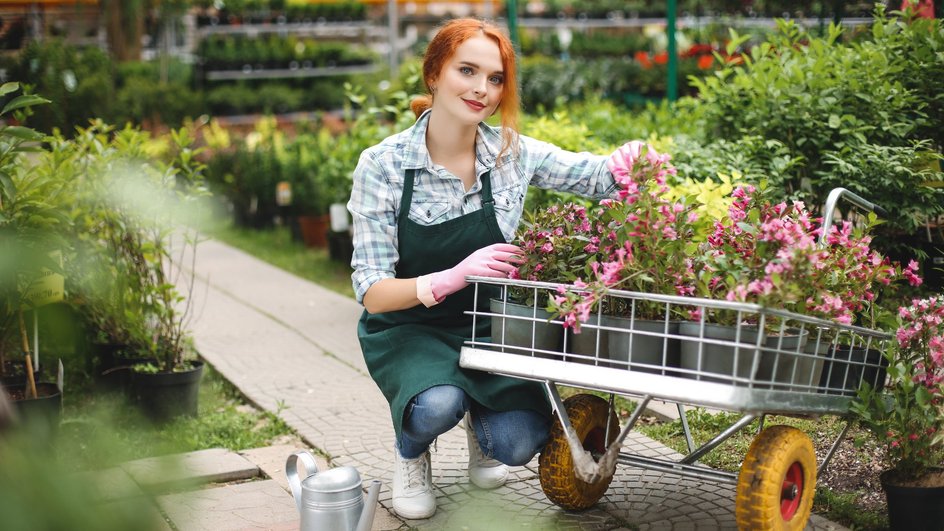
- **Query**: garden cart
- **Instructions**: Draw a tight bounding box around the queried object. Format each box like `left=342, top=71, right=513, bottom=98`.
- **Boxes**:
left=458, top=188, right=892, bottom=530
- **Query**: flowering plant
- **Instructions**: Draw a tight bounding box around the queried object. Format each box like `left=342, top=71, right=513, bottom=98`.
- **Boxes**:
left=509, top=202, right=598, bottom=305
left=692, top=183, right=915, bottom=328
left=690, top=182, right=824, bottom=326
left=851, top=295, right=944, bottom=482
left=550, top=141, right=698, bottom=330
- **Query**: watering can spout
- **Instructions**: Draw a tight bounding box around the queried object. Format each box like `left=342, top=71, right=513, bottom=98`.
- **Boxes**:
left=354, top=480, right=382, bottom=531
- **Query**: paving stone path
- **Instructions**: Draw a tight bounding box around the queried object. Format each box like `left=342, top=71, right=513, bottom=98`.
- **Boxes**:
left=152, top=238, right=848, bottom=530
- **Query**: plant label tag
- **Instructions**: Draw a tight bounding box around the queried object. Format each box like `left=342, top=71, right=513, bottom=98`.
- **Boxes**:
left=21, top=251, right=64, bottom=309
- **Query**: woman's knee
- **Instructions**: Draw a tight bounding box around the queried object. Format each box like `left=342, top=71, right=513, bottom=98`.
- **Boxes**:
left=402, top=385, right=468, bottom=438
left=484, top=411, right=550, bottom=466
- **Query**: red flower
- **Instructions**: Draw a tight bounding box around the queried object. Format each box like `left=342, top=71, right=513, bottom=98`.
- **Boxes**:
left=634, top=51, right=652, bottom=69
left=653, top=51, right=669, bottom=65
left=697, top=55, right=714, bottom=70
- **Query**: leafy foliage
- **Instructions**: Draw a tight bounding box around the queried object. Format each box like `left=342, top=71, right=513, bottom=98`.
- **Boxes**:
left=688, top=10, right=944, bottom=244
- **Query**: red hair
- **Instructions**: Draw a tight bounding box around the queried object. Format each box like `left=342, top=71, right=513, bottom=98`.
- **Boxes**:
left=410, top=18, right=520, bottom=157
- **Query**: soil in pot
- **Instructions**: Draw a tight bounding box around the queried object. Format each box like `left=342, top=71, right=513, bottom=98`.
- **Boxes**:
left=129, top=360, right=205, bottom=422
left=1, top=359, right=44, bottom=387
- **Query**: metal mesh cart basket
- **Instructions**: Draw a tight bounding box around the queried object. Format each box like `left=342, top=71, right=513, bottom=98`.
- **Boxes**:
left=458, top=188, right=892, bottom=530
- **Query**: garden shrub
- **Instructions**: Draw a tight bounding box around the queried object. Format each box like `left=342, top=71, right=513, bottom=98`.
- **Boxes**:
left=689, top=9, right=944, bottom=245
left=113, top=60, right=202, bottom=128
left=7, top=40, right=115, bottom=135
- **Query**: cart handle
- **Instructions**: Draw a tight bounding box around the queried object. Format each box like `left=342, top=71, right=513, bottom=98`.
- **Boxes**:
left=820, top=187, right=889, bottom=246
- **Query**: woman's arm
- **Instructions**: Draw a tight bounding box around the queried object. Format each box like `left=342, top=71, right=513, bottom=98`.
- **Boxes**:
left=518, top=135, right=618, bottom=199
left=363, top=243, right=524, bottom=314
left=362, top=278, right=422, bottom=314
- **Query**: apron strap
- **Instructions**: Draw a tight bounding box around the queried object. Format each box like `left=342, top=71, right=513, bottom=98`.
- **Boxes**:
left=481, top=171, right=494, bottom=206
left=399, top=168, right=417, bottom=229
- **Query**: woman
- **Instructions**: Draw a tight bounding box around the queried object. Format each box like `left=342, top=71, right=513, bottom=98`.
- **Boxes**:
left=348, top=17, right=633, bottom=519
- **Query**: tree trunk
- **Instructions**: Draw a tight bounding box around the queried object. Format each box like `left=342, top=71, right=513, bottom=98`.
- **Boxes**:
left=102, top=0, right=145, bottom=62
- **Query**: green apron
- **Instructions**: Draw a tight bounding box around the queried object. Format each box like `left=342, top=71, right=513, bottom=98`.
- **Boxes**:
left=358, top=168, right=550, bottom=440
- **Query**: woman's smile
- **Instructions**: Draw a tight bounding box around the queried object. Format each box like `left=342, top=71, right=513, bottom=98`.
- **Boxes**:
left=462, top=98, right=486, bottom=111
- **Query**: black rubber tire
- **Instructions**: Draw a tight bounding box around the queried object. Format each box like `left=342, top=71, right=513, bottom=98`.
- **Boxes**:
left=735, top=425, right=816, bottom=531
left=538, top=393, right=619, bottom=510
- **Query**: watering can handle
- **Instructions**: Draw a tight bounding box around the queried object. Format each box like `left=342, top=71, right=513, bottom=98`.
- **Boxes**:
left=286, top=451, right=319, bottom=513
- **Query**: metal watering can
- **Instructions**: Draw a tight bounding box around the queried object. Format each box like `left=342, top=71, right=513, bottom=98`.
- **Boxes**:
left=286, top=451, right=381, bottom=531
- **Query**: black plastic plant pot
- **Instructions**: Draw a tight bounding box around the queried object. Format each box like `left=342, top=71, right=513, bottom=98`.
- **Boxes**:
left=818, top=346, right=888, bottom=396
left=130, top=360, right=204, bottom=422
left=881, top=470, right=944, bottom=530
left=98, top=355, right=154, bottom=394
left=7, top=382, right=62, bottom=439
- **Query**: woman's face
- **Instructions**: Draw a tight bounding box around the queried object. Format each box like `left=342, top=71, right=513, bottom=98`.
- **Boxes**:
left=431, top=33, right=504, bottom=126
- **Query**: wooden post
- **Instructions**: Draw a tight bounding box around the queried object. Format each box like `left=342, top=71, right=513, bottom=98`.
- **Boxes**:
left=18, top=309, right=37, bottom=399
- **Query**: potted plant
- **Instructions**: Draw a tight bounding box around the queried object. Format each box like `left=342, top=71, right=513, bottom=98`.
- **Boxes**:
left=124, top=125, right=209, bottom=422
left=549, top=142, right=695, bottom=371
left=68, top=121, right=209, bottom=421
left=502, top=202, right=598, bottom=356
left=850, top=294, right=944, bottom=530
left=0, top=83, right=66, bottom=435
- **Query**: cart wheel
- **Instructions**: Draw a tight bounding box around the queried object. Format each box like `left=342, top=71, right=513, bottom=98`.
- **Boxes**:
left=539, top=393, right=619, bottom=511
left=735, top=425, right=816, bottom=531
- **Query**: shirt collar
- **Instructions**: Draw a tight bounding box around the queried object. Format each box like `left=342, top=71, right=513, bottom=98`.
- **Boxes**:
left=400, top=109, right=504, bottom=172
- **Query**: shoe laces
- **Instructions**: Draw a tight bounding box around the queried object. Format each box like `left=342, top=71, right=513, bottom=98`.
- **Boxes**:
left=401, top=453, right=429, bottom=490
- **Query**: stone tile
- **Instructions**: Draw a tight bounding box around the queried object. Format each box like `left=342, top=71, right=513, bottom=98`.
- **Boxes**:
left=71, top=466, right=144, bottom=502
left=98, top=497, right=173, bottom=531
left=122, top=448, right=260, bottom=492
left=239, top=445, right=327, bottom=493
left=158, top=479, right=297, bottom=531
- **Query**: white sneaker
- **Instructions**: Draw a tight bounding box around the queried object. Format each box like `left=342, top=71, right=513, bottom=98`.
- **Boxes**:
left=465, top=413, right=508, bottom=489
left=392, top=448, right=436, bottom=519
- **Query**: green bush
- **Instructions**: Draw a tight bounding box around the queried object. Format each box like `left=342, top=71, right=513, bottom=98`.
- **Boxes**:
left=113, top=60, right=202, bottom=128
left=519, top=55, right=712, bottom=112
left=689, top=10, right=944, bottom=242
left=7, top=40, right=115, bottom=134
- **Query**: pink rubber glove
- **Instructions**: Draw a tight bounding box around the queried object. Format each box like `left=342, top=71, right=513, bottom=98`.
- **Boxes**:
left=606, top=140, right=644, bottom=178
left=429, top=243, right=523, bottom=301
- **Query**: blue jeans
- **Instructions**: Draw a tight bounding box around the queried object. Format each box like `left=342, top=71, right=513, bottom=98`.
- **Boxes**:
left=397, top=384, right=549, bottom=465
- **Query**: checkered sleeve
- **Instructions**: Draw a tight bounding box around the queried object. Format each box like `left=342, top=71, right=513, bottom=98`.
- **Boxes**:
left=348, top=149, right=399, bottom=304
left=519, top=135, right=618, bottom=199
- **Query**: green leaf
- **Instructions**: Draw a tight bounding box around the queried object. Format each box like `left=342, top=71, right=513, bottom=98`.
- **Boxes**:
left=828, top=114, right=841, bottom=129
left=2, top=95, right=50, bottom=115
left=915, top=385, right=931, bottom=407
left=2, top=126, right=45, bottom=142
left=0, top=82, right=19, bottom=96
left=0, top=171, right=12, bottom=199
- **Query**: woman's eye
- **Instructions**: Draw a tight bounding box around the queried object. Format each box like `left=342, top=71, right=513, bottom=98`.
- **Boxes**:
left=489, top=75, right=504, bottom=85
left=459, top=66, right=473, bottom=75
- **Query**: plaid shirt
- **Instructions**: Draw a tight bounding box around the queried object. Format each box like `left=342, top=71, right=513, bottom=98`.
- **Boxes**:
left=348, top=110, right=618, bottom=303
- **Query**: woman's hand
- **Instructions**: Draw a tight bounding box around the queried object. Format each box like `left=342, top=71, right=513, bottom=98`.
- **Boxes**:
left=606, top=140, right=645, bottom=178
left=429, top=243, right=524, bottom=301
